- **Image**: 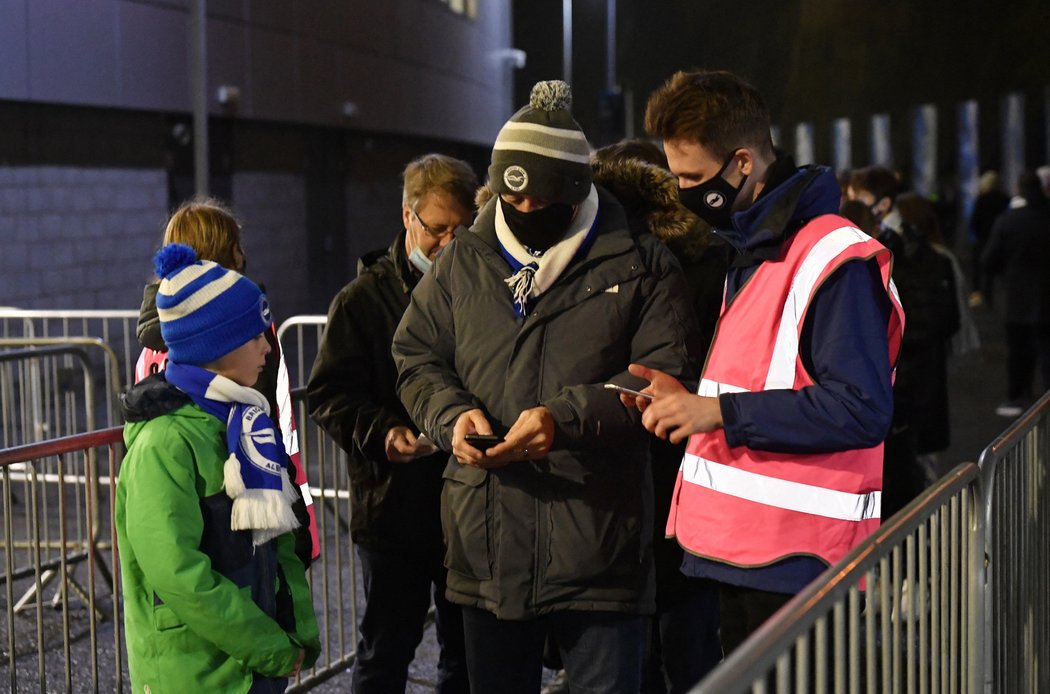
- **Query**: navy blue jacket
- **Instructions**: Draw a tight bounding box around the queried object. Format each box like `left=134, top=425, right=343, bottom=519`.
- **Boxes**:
left=682, top=158, right=894, bottom=594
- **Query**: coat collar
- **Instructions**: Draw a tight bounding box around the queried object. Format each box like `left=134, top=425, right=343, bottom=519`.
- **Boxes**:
left=717, top=157, right=841, bottom=266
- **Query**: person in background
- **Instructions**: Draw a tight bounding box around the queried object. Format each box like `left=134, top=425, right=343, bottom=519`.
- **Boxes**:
left=632, top=70, right=903, bottom=654
left=393, top=80, right=701, bottom=693
left=134, top=196, right=319, bottom=565
left=307, top=154, right=477, bottom=694
left=849, top=169, right=960, bottom=502
left=982, top=170, right=1050, bottom=418
left=968, top=170, right=1010, bottom=308
left=117, top=243, right=320, bottom=693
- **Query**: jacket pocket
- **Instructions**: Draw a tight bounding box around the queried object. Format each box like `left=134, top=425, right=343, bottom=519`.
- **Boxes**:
left=545, top=473, right=643, bottom=587
left=441, top=462, right=492, bottom=581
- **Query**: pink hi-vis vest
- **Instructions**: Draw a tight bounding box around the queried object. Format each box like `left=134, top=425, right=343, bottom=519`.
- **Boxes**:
left=666, top=214, right=904, bottom=569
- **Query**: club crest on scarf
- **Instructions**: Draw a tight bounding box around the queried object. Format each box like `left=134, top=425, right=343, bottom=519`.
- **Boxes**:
left=164, top=362, right=300, bottom=546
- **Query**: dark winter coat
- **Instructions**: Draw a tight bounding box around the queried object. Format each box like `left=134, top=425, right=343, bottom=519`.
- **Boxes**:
left=392, top=186, right=702, bottom=620
left=307, top=232, right=447, bottom=550
left=983, top=204, right=1050, bottom=325
left=880, top=225, right=959, bottom=454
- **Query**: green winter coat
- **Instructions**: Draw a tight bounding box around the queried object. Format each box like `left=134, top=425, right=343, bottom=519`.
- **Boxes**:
left=117, top=400, right=320, bottom=693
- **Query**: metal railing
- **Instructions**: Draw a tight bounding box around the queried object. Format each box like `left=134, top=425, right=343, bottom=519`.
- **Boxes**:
left=276, top=315, right=327, bottom=391
left=0, top=310, right=139, bottom=398
left=0, top=341, right=124, bottom=447
left=978, top=390, right=1050, bottom=694
left=694, top=390, right=1050, bottom=693
left=0, top=428, right=125, bottom=693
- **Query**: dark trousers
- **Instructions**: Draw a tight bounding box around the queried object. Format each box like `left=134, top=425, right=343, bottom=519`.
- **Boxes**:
left=644, top=577, right=722, bottom=693
left=461, top=606, right=645, bottom=694
left=1005, top=322, right=1050, bottom=402
left=351, top=544, right=468, bottom=694
left=717, top=582, right=793, bottom=656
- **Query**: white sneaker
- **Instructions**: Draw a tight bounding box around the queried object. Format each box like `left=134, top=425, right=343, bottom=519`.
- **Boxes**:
left=995, top=401, right=1025, bottom=417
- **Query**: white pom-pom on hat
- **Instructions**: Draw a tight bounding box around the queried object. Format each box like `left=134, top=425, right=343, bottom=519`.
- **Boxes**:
left=530, top=80, right=572, bottom=112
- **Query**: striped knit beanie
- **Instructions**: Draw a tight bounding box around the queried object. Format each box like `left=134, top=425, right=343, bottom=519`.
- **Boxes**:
left=153, top=243, right=272, bottom=366
left=488, top=80, right=592, bottom=205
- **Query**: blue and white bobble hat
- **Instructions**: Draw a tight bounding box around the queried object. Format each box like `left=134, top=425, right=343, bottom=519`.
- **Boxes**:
left=488, top=80, right=592, bottom=206
left=153, top=243, right=272, bottom=366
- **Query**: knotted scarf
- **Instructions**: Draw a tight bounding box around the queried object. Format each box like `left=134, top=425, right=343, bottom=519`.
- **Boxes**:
left=165, top=361, right=300, bottom=546
left=495, top=184, right=600, bottom=316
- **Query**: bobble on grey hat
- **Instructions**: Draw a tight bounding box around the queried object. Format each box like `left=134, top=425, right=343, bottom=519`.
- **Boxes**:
left=153, top=243, right=272, bottom=366
left=488, top=80, right=592, bottom=205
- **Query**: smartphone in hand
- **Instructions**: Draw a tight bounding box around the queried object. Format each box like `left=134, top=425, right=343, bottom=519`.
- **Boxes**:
left=464, top=434, right=505, bottom=448
left=603, top=382, right=654, bottom=400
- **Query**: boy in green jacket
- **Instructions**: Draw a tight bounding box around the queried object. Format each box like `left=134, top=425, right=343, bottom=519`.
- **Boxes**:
left=117, top=243, right=320, bottom=693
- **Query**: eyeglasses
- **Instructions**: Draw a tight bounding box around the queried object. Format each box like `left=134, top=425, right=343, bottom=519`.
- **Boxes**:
left=413, top=209, right=460, bottom=239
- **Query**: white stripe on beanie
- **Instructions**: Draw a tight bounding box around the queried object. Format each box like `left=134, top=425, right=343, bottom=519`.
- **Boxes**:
left=157, top=266, right=241, bottom=323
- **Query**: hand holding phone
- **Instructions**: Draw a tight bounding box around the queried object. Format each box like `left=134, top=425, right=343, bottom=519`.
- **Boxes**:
left=603, top=382, right=654, bottom=400
left=464, top=434, right=505, bottom=448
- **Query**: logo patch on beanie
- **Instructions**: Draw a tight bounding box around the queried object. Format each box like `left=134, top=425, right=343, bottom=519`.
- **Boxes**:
left=504, top=165, right=528, bottom=192
left=704, top=191, right=726, bottom=209
left=259, top=296, right=272, bottom=326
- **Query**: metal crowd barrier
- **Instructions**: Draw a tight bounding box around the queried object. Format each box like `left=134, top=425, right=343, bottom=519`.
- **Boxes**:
left=0, top=427, right=125, bottom=693
left=0, top=341, right=124, bottom=448
left=0, top=310, right=140, bottom=408
left=288, top=385, right=361, bottom=692
left=694, top=390, right=1050, bottom=694
left=275, top=315, right=327, bottom=392
left=978, top=391, right=1050, bottom=694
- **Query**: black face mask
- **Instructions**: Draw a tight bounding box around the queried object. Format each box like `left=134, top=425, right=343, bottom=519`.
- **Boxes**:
left=677, top=151, right=747, bottom=230
left=500, top=198, right=575, bottom=253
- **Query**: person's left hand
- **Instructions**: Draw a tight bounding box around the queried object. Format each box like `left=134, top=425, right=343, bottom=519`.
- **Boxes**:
left=482, top=406, right=554, bottom=467
left=628, top=364, right=723, bottom=444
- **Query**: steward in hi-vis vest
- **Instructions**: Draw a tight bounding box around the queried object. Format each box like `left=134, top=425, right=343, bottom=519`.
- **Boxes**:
left=667, top=213, right=904, bottom=568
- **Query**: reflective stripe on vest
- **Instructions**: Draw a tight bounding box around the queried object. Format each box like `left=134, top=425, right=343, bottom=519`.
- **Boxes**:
left=681, top=451, right=881, bottom=521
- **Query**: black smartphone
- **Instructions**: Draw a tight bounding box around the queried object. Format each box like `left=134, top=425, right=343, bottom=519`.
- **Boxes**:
left=464, top=434, right=505, bottom=448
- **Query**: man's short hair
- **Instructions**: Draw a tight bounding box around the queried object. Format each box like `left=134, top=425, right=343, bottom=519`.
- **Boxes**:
left=848, top=166, right=899, bottom=203
left=402, top=154, right=479, bottom=212
left=644, top=70, right=773, bottom=160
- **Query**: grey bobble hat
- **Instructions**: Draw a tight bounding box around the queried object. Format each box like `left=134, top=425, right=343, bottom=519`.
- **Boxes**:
left=488, top=80, right=592, bottom=205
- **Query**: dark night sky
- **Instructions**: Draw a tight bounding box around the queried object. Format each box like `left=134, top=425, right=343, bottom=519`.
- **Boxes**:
left=514, top=0, right=1050, bottom=169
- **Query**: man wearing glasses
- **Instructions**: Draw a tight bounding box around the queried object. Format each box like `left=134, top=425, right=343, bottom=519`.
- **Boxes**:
left=308, top=154, right=477, bottom=693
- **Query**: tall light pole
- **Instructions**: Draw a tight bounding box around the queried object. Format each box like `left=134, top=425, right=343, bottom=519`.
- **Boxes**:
left=562, top=0, right=572, bottom=85
left=191, top=0, right=209, bottom=196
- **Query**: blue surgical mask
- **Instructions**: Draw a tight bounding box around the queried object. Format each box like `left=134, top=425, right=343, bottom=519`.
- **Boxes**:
left=407, top=245, right=433, bottom=274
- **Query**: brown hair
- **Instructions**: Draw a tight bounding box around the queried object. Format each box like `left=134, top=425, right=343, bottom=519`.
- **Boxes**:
left=162, top=196, right=243, bottom=270
left=895, top=192, right=943, bottom=245
left=402, top=154, right=478, bottom=212
left=644, top=70, right=773, bottom=160
left=848, top=166, right=899, bottom=204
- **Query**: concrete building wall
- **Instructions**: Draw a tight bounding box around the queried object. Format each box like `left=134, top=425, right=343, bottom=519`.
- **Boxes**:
left=0, top=0, right=515, bottom=146
left=231, top=170, right=309, bottom=319
left=0, top=166, right=167, bottom=309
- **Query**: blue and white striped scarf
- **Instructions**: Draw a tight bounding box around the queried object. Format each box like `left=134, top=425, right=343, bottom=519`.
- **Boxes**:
left=165, top=361, right=300, bottom=546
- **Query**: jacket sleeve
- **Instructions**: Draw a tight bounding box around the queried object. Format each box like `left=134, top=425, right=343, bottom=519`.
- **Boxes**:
left=276, top=531, right=321, bottom=667
left=543, top=236, right=705, bottom=450
left=120, top=423, right=302, bottom=677
left=392, top=252, right=483, bottom=452
left=307, top=282, right=406, bottom=482
left=721, top=258, right=895, bottom=453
